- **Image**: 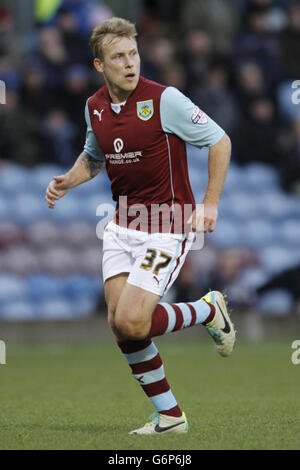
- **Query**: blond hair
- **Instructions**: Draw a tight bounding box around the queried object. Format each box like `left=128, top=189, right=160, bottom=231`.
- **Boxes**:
left=89, top=17, right=137, bottom=60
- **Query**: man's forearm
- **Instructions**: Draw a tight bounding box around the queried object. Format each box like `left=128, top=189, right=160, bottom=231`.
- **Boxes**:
left=65, top=151, right=105, bottom=188
left=204, top=133, right=231, bottom=204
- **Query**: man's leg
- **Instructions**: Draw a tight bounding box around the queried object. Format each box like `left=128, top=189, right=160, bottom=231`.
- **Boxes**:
left=114, top=281, right=235, bottom=358
left=149, top=291, right=236, bottom=358
left=104, top=272, right=129, bottom=336
left=103, top=230, right=235, bottom=434
left=112, top=282, right=183, bottom=414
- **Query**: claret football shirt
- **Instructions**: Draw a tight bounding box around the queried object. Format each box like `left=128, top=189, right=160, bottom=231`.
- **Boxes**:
left=83, top=76, right=225, bottom=232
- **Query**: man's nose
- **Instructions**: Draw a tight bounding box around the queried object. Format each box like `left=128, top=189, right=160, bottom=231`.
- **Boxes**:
left=125, top=55, right=134, bottom=67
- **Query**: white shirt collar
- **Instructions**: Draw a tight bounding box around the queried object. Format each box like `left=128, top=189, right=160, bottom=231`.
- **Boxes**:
left=110, top=100, right=127, bottom=114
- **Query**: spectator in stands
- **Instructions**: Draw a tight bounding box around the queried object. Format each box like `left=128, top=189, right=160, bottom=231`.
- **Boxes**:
left=279, top=118, right=300, bottom=194
left=60, top=64, right=94, bottom=148
left=55, top=8, right=91, bottom=63
left=189, top=61, right=239, bottom=135
left=234, top=61, right=269, bottom=113
left=206, top=248, right=258, bottom=311
left=180, top=0, right=240, bottom=52
left=0, top=6, right=15, bottom=56
left=41, top=108, right=77, bottom=165
left=180, top=30, right=212, bottom=93
left=233, top=95, right=283, bottom=167
left=0, top=56, right=20, bottom=92
left=0, top=89, right=42, bottom=166
left=0, top=0, right=300, bottom=320
left=233, top=2, right=284, bottom=86
left=257, top=264, right=300, bottom=316
left=140, top=36, right=177, bottom=86
left=34, top=27, right=68, bottom=90
left=20, top=61, right=54, bottom=116
left=279, top=0, right=300, bottom=78
left=57, top=0, right=113, bottom=34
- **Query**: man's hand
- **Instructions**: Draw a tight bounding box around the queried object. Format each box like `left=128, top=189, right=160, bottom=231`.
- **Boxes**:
left=202, top=202, right=218, bottom=232
left=187, top=202, right=218, bottom=233
left=45, top=151, right=105, bottom=209
left=45, top=175, right=70, bottom=209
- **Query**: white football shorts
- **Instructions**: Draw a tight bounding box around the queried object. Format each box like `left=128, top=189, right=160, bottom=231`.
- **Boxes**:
left=102, top=221, right=195, bottom=297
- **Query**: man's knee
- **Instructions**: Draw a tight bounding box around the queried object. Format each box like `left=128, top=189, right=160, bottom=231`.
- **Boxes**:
left=106, top=304, right=143, bottom=340
left=114, top=311, right=149, bottom=340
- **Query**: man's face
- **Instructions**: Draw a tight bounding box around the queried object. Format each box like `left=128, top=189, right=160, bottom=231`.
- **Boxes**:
left=95, top=35, right=140, bottom=96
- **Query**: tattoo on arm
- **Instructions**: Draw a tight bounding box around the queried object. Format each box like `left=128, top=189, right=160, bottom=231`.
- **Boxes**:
left=77, top=151, right=104, bottom=178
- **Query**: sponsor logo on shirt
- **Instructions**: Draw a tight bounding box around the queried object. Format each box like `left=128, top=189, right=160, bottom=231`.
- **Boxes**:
left=137, top=99, right=154, bottom=121
left=113, top=138, right=124, bottom=153
left=105, top=137, right=142, bottom=164
left=191, top=107, right=208, bottom=125
left=105, top=151, right=142, bottom=164
left=93, top=108, right=104, bottom=121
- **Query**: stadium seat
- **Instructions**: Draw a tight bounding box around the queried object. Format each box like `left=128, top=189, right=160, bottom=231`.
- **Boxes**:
left=63, top=274, right=102, bottom=299
left=225, top=192, right=258, bottom=220
left=260, top=190, right=293, bottom=220
left=279, top=220, right=300, bottom=247
left=209, top=220, right=244, bottom=248
left=240, top=267, right=270, bottom=290
left=12, top=192, right=46, bottom=225
left=0, top=197, right=10, bottom=221
left=0, top=164, right=31, bottom=195
left=1, top=245, right=40, bottom=275
left=259, top=245, right=300, bottom=275
left=31, top=164, right=68, bottom=194
left=0, top=300, right=36, bottom=320
left=242, top=218, right=277, bottom=248
left=28, top=273, right=64, bottom=301
left=26, top=220, right=63, bottom=248
left=288, top=196, right=300, bottom=219
left=257, top=288, right=294, bottom=316
left=61, top=221, right=98, bottom=247
left=222, top=164, right=246, bottom=194
left=39, top=246, right=79, bottom=275
left=187, top=144, right=209, bottom=170
left=243, top=162, right=279, bottom=190
left=70, top=297, right=98, bottom=317
left=188, top=170, right=207, bottom=195
left=48, top=194, right=84, bottom=223
left=76, top=246, right=102, bottom=276
left=80, top=193, right=113, bottom=223
left=0, top=274, right=28, bottom=302
left=0, top=222, right=25, bottom=248
left=37, top=297, right=75, bottom=319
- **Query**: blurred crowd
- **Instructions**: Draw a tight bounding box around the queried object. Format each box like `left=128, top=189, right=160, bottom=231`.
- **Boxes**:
left=0, top=0, right=300, bottom=319
left=0, top=0, right=300, bottom=191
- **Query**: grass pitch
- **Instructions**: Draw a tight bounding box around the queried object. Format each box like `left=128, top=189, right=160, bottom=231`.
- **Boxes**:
left=0, top=338, right=299, bottom=450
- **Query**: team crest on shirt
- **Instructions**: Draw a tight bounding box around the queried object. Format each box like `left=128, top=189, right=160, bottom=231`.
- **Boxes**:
left=137, top=99, right=154, bottom=121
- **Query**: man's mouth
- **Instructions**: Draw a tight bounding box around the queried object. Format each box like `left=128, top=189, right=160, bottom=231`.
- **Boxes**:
left=125, top=73, right=136, bottom=80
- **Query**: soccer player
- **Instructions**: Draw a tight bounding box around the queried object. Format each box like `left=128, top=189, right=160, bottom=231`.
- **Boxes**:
left=45, top=17, right=236, bottom=435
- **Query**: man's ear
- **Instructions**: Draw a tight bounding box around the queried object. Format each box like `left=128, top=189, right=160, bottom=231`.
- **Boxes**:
left=94, top=58, right=104, bottom=73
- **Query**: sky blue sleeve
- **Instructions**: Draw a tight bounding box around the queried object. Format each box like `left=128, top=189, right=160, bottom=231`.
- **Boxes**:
left=160, top=87, right=225, bottom=148
left=83, top=100, right=105, bottom=161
